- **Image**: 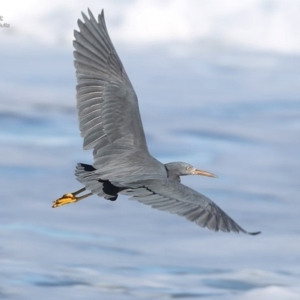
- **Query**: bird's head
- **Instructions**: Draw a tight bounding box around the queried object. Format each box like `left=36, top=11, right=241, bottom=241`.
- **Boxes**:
left=165, top=162, right=217, bottom=179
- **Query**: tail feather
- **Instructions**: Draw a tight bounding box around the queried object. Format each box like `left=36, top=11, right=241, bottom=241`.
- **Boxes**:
left=75, top=163, right=120, bottom=201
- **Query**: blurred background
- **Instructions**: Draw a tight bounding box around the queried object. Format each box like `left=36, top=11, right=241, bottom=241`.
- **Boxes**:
left=1, top=0, right=300, bottom=299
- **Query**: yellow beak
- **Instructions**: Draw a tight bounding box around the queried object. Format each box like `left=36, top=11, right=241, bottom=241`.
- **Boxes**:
left=192, top=168, right=217, bottom=178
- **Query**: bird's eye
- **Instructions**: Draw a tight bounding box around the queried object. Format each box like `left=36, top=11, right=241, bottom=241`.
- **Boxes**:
left=186, top=166, right=191, bottom=171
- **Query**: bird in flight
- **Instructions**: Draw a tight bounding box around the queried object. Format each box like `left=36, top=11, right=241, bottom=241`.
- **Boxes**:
left=52, top=9, right=260, bottom=235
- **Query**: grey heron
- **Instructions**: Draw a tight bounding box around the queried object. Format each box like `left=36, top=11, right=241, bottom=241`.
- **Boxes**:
left=52, top=9, right=260, bottom=235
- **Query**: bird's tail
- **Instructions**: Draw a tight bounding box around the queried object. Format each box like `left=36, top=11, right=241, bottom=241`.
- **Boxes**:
left=75, top=163, right=119, bottom=201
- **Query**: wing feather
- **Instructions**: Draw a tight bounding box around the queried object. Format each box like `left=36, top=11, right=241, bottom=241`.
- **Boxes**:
left=74, top=9, right=149, bottom=157
left=122, top=179, right=260, bottom=235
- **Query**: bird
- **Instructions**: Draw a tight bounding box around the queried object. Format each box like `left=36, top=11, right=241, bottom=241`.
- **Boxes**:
left=52, top=9, right=260, bottom=236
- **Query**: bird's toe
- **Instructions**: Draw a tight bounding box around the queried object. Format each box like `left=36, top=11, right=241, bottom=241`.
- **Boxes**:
left=52, top=193, right=77, bottom=208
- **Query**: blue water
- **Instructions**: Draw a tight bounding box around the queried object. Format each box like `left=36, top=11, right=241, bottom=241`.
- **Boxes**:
left=1, top=40, right=300, bottom=300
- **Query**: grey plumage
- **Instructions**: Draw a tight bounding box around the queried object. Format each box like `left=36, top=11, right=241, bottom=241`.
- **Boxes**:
left=72, top=9, right=260, bottom=235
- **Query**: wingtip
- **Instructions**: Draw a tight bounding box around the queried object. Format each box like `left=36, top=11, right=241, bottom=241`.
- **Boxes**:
left=81, top=11, right=89, bottom=23
left=77, top=19, right=83, bottom=28
left=99, top=9, right=105, bottom=24
left=81, top=11, right=87, bottom=20
left=248, top=231, right=261, bottom=236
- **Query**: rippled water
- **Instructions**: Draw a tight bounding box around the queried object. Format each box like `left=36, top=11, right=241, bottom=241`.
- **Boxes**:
left=1, top=41, right=300, bottom=299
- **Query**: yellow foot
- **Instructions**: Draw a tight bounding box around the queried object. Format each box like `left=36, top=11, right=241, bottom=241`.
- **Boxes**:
left=52, top=193, right=77, bottom=208
left=52, top=188, right=93, bottom=208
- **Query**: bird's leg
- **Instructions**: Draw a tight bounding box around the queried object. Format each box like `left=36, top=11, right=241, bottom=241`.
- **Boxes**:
left=52, top=188, right=93, bottom=208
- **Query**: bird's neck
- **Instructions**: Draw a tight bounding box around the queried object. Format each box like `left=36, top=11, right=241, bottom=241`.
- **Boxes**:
left=164, top=164, right=181, bottom=182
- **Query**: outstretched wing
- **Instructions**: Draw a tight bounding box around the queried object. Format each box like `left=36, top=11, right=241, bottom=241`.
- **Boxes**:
left=73, top=9, right=149, bottom=157
left=121, top=179, right=260, bottom=235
